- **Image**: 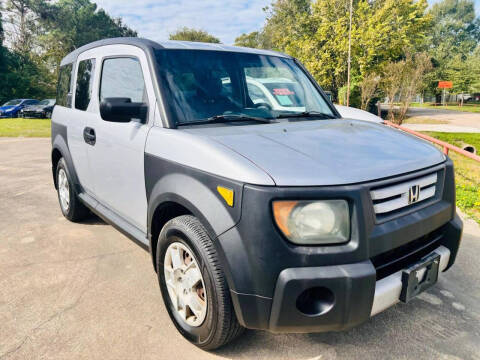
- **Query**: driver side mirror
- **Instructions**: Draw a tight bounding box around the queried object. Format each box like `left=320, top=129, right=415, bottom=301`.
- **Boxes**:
left=100, top=97, right=148, bottom=123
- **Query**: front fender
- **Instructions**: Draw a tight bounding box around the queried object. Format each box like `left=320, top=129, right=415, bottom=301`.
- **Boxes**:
left=145, top=155, right=244, bottom=241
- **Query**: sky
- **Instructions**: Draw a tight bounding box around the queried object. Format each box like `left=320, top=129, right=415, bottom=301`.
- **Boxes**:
left=94, top=0, right=271, bottom=45
left=94, top=0, right=480, bottom=46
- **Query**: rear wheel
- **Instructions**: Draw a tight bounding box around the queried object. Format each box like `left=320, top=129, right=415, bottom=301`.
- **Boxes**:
left=157, top=215, right=244, bottom=350
left=56, top=157, right=89, bottom=222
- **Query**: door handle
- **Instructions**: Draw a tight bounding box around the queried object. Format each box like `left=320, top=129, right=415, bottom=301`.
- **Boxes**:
left=83, top=127, right=96, bottom=145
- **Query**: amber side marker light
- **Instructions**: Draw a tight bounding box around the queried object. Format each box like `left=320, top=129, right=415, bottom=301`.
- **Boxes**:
left=217, top=186, right=234, bottom=207
left=272, top=200, right=298, bottom=236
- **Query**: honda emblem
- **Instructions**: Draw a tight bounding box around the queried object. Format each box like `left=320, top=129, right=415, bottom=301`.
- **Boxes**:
left=408, top=185, right=421, bottom=204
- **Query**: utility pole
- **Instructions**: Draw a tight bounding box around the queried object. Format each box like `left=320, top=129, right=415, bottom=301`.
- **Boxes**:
left=346, top=0, right=353, bottom=107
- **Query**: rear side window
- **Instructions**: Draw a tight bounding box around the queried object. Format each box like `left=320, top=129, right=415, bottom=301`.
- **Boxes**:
left=57, top=64, right=73, bottom=107
left=100, top=57, right=146, bottom=103
left=75, top=59, right=96, bottom=111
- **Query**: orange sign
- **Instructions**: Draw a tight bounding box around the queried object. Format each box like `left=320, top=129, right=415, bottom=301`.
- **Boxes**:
left=438, top=81, right=453, bottom=89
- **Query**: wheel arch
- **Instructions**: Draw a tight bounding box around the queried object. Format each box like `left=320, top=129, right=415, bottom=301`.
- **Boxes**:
left=51, top=130, right=81, bottom=193
left=149, top=198, right=194, bottom=272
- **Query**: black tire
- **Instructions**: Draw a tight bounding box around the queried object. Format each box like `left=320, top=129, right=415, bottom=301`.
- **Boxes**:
left=157, top=215, right=244, bottom=350
left=45, top=111, right=52, bottom=119
left=56, top=157, right=89, bottom=222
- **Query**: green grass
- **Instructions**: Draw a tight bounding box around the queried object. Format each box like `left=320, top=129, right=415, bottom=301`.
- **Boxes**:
left=423, top=132, right=480, bottom=149
left=0, top=117, right=51, bottom=137
left=422, top=132, right=480, bottom=224
left=410, top=102, right=480, bottom=113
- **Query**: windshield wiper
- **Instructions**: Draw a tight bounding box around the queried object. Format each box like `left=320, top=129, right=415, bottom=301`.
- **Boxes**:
left=179, top=114, right=273, bottom=126
left=275, top=111, right=336, bottom=120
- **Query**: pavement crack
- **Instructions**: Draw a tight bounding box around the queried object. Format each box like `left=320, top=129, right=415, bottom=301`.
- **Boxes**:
left=0, top=336, right=29, bottom=359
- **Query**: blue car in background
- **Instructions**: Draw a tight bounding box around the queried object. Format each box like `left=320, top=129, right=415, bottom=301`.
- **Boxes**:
left=0, top=99, right=39, bottom=118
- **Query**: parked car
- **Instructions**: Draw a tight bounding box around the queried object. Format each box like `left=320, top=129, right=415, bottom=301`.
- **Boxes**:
left=457, top=94, right=472, bottom=103
left=51, top=38, right=462, bottom=350
left=0, top=99, right=39, bottom=118
left=21, top=99, right=56, bottom=119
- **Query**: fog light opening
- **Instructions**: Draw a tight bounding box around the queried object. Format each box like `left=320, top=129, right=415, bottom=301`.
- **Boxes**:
left=296, top=287, right=335, bottom=316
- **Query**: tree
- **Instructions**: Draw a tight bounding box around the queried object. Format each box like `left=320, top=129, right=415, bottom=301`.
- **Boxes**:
left=359, top=72, right=380, bottom=110
left=426, top=0, right=480, bottom=96
left=381, top=53, right=432, bottom=123
left=252, top=0, right=431, bottom=102
left=447, top=49, right=480, bottom=105
left=0, top=0, right=137, bottom=103
left=234, top=31, right=269, bottom=48
left=37, top=0, right=137, bottom=68
left=169, top=27, right=220, bottom=43
left=0, top=6, right=4, bottom=46
left=263, top=0, right=310, bottom=51
left=2, top=0, right=37, bottom=56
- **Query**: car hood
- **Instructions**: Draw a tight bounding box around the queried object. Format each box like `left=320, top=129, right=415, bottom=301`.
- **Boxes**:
left=0, top=106, right=17, bottom=111
left=185, top=119, right=445, bottom=186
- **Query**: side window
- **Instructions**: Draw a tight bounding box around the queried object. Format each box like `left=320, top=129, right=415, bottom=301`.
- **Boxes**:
left=57, top=64, right=73, bottom=107
left=75, top=59, right=96, bottom=111
left=100, top=57, right=146, bottom=103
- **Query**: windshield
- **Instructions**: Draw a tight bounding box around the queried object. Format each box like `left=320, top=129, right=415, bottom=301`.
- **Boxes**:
left=155, top=50, right=336, bottom=125
left=39, top=99, right=55, bottom=105
left=2, top=99, right=22, bottom=106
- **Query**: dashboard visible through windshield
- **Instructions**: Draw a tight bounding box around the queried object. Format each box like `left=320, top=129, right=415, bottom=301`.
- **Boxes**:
left=155, top=50, right=336, bottom=126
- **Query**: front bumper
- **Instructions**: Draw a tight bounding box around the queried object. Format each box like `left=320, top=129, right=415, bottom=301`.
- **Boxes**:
left=229, top=215, right=462, bottom=333
left=22, top=111, right=45, bottom=118
left=216, top=160, right=462, bottom=332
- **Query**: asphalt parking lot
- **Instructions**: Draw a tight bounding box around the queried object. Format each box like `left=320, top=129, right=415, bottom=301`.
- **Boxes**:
left=1, top=137, right=480, bottom=360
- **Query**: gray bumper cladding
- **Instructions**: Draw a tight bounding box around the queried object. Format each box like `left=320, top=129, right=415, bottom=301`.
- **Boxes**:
left=269, top=261, right=376, bottom=333
left=268, top=246, right=452, bottom=333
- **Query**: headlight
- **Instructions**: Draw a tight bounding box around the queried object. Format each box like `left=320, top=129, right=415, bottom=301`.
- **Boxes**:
left=272, top=200, right=350, bottom=245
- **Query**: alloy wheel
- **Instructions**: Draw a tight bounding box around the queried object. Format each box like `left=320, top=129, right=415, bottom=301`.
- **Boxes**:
left=58, top=168, right=70, bottom=212
left=164, top=241, right=207, bottom=327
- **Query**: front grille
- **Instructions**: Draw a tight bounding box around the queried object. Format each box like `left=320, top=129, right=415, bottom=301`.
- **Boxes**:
left=371, top=227, right=444, bottom=280
left=371, top=172, right=438, bottom=215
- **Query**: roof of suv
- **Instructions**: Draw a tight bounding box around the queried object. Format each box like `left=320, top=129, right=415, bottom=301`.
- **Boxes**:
left=60, top=37, right=291, bottom=66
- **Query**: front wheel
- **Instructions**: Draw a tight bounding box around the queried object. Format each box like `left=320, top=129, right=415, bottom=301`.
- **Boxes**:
left=157, top=215, right=244, bottom=350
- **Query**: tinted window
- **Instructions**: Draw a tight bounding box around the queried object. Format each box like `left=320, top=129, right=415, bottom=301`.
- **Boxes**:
left=75, top=59, right=96, bottom=111
left=24, top=100, right=39, bottom=105
left=57, top=64, right=73, bottom=107
left=100, top=57, right=146, bottom=103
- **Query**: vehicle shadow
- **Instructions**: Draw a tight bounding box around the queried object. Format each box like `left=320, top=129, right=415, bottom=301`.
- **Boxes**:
left=81, top=213, right=107, bottom=225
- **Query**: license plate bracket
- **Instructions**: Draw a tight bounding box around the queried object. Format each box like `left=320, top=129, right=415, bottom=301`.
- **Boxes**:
left=400, top=252, right=440, bottom=303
